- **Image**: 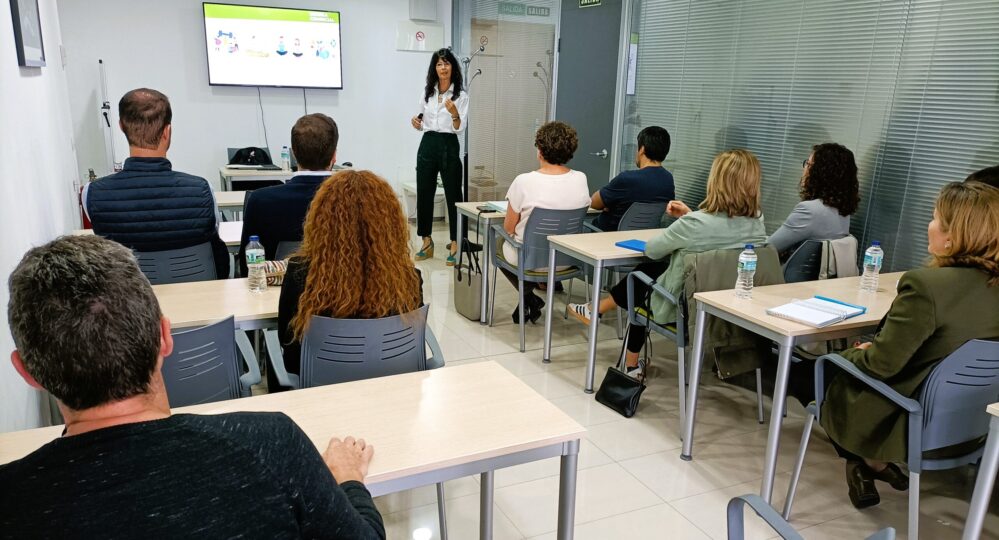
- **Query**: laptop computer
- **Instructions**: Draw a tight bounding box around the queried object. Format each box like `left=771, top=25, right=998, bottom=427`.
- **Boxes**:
left=226, top=147, right=282, bottom=170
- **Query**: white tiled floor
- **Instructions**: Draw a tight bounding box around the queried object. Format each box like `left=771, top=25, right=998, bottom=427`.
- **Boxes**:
left=376, top=222, right=999, bottom=539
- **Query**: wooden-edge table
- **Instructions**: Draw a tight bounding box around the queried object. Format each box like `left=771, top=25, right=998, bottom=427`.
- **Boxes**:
left=682, top=272, right=904, bottom=503
left=153, top=278, right=279, bottom=330
left=0, top=361, right=585, bottom=540
left=542, top=228, right=663, bottom=393
left=455, top=202, right=505, bottom=324
left=962, top=402, right=999, bottom=540
left=74, top=222, right=243, bottom=252
left=218, top=167, right=295, bottom=191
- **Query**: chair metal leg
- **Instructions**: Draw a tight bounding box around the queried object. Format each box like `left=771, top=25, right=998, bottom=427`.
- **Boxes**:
left=489, top=265, right=498, bottom=327
left=677, top=344, right=687, bottom=432
left=436, top=482, right=448, bottom=540
left=566, top=277, right=574, bottom=305
left=782, top=410, right=815, bottom=520
left=909, top=472, right=920, bottom=540
left=756, top=368, right=765, bottom=424
left=518, top=277, right=526, bottom=352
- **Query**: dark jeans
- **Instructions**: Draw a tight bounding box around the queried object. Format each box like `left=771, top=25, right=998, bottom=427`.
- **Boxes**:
left=416, top=131, right=462, bottom=242
left=608, top=260, right=669, bottom=354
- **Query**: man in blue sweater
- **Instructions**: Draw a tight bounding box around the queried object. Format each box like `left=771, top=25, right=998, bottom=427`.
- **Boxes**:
left=589, top=126, right=675, bottom=231
left=83, top=88, right=230, bottom=278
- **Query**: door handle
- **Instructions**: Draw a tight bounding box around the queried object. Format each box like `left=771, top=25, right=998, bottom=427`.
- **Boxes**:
left=589, top=149, right=608, bottom=159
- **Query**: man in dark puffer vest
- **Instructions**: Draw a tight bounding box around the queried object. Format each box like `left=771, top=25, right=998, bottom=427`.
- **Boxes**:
left=83, top=88, right=230, bottom=278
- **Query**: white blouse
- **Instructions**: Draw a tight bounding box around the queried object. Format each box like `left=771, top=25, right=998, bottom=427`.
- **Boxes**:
left=417, top=85, right=469, bottom=134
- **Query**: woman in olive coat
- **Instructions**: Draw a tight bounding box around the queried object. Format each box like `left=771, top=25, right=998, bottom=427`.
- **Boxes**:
left=820, top=181, right=999, bottom=508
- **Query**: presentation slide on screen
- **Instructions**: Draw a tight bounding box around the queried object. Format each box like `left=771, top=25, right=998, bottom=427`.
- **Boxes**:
left=204, top=4, right=342, bottom=89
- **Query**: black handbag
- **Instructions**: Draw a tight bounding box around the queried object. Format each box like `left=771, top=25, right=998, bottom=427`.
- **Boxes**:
left=595, top=364, right=646, bottom=418
left=595, top=282, right=653, bottom=418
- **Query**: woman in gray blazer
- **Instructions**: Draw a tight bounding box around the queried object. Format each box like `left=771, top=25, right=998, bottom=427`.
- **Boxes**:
left=769, top=143, right=860, bottom=260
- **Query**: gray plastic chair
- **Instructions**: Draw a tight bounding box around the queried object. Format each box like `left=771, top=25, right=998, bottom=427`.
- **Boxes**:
left=727, top=494, right=895, bottom=540
left=782, top=240, right=823, bottom=283
left=275, top=240, right=301, bottom=260
left=783, top=339, right=999, bottom=540
left=600, top=201, right=669, bottom=337
left=264, top=304, right=449, bottom=538
left=489, top=206, right=590, bottom=352
left=626, top=246, right=783, bottom=431
left=162, top=316, right=262, bottom=407
left=135, top=242, right=217, bottom=284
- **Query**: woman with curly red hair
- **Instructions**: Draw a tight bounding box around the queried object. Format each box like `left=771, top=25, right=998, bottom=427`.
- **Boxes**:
left=272, top=170, right=423, bottom=391
left=768, top=142, right=860, bottom=260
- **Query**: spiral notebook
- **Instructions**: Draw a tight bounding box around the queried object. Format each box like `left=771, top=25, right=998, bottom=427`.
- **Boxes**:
left=766, top=296, right=867, bottom=328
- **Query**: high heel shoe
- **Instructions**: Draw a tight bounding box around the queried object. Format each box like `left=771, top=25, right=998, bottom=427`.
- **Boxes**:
left=511, top=293, right=546, bottom=324
left=446, top=241, right=457, bottom=266
left=415, top=239, right=434, bottom=261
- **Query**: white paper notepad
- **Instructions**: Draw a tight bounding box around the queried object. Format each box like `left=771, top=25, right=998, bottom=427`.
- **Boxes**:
left=766, top=297, right=867, bottom=328
left=485, top=200, right=507, bottom=213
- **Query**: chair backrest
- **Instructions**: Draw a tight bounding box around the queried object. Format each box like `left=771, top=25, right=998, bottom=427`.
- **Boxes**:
left=618, top=201, right=668, bottom=232
left=135, top=242, right=217, bottom=284
left=275, top=241, right=301, bottom=260
left=520, top=206, right=590, bottom=270
left=162, top=316, right=242, bottom=407
left=919, top=339, right=999, bottom=457
left=300, top=304, right=432, bottom=388
left=783, top=240, right=823, bottom=283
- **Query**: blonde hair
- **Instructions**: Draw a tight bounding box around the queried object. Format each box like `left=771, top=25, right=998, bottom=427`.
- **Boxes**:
left=930, top=181, right=999, bottom=286
left=699, top=149, right=762, bottom=218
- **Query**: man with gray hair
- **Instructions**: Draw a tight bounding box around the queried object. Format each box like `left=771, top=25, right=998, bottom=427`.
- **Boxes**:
left=1, top=235, right=384, bottom=538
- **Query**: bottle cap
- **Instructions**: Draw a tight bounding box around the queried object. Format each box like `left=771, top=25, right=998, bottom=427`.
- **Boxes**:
left=745, top=244, right=754, bottom=249
left=871, top=241, right=880, bottom=247
left=249, top=235, right=259, bottom=242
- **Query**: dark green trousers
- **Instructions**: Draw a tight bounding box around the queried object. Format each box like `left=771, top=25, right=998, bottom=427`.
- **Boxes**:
left=416, top=131, right=462, bottom=241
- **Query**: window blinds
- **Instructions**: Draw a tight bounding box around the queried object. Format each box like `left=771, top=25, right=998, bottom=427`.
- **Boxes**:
left=627, top=0, right=999, bottom=271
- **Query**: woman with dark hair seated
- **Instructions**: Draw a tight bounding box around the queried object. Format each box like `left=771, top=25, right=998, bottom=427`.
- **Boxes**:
left=768, top=142, right=860, bottom=260
left=796, top=181, right=999, bottom=509
left=274, top=170, right=423, bottom=391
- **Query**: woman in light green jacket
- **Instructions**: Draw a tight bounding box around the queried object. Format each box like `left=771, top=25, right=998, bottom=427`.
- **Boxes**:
left=567, top=149, right=766, bottom=379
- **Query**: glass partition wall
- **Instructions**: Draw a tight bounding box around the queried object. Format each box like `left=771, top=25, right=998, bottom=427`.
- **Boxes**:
left=622, top=0, right=999, bottom=271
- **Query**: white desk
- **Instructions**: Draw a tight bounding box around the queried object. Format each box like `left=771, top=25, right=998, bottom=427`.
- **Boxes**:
left=218, top=168, right=295, bottom=191
left=0, top=361, right=585, bottom=540
left=215, top=190, right=246, bottom=209
left=153, top=278, right=279, bottom=331
left=74, top=221, right=243, bottom=251
left=963, top=402, right=999, bottom=540
left=542, top=228, right=665, bottom=393
left=684, top=273, right=903, bottom=503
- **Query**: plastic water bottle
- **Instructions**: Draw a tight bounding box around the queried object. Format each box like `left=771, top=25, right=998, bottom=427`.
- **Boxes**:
left=735, top=244, right=757, bottom=299
left=280, top=146, right=291, bottom=170
left=246, top=236, right=267, bottom=293
left=860, top=241, right=884, bottom=293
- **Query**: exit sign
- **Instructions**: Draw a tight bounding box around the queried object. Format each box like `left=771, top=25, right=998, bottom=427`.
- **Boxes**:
left=580, top=0, right=601, bottom=7
left=499, top=2, right=552, bottom=16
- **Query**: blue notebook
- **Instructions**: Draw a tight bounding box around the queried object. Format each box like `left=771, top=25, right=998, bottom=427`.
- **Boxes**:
left=615, top=239, right=646, bottom=252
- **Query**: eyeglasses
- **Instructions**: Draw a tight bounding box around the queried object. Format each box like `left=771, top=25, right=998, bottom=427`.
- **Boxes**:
left=802, top=159, right=809, bottom=168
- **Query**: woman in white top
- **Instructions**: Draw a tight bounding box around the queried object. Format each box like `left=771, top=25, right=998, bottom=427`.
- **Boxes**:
left=501, top=121, right=590, bottom=324
left=410, top=48, right=470, bottom=266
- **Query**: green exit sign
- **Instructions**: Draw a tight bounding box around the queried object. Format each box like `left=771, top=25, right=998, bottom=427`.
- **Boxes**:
left=499, top=2, right=552, bottom=16
left=580, top=0, right=601, bottom=7
left=498, top=2, right=525, bottom=15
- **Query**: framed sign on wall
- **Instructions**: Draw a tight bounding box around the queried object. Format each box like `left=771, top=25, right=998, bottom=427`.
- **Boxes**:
left=9, top=0, right=45, bottom=67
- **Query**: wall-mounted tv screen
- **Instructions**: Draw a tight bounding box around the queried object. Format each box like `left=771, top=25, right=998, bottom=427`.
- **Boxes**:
left=203, top=3, right=342, bottom=89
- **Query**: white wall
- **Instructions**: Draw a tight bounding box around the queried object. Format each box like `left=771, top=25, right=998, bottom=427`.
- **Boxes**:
left=58, top=0, right=451, bottom=190
left=0, top=0, right=80, bottom=432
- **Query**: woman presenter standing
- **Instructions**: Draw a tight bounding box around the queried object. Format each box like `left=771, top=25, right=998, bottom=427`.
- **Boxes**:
left=410, top=48, right=468, bottom=266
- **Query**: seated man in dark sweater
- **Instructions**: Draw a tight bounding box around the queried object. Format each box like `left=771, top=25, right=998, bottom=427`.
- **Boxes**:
left=83, top=88, right=230, bottom=278
left=238, top=113, right=339, bottom=275
left=590, top=126, right=675, bottom=231
left=1, top=235, right=384, bottom=539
